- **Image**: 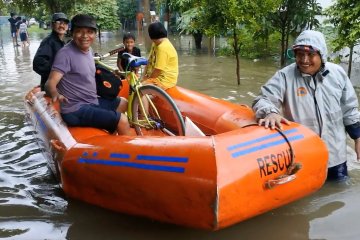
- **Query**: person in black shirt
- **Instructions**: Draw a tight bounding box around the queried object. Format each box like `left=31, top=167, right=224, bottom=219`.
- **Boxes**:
left=8, top=13, right=19, bottom=47
left=33, top=13, right=69, bottom=90
left=117, top=32, right=141, bottom=78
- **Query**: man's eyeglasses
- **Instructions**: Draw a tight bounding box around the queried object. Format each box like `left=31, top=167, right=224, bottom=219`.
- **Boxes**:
left=53, top=20, right=68, bottom=25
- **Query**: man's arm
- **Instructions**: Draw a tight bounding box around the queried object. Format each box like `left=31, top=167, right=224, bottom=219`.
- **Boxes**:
left=33, top=41, right=53, bottom=76
left=45, top=70, right=67, bottom=103
left=252, top=71, right=289, bottom=129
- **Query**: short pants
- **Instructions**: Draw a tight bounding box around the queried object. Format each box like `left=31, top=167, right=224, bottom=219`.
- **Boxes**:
left=61, top=97, right=121, bottom=133
left=142, top=78, right=170, bottom=90
left=20, top=32, right=27, bottom=41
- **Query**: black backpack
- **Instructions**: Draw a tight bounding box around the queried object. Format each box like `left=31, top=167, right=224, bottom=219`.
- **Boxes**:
left=95, top=64, right=122, bottom=100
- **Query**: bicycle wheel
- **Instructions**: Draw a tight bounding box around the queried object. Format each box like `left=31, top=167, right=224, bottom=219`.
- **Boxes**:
left=131, top=85, right=185, bottom=136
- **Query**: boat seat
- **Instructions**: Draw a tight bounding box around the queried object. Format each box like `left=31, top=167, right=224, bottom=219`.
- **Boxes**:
left=185, top=117, right=206, bottom=137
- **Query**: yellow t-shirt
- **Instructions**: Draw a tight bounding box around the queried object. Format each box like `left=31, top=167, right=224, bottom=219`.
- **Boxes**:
left=146, top=39, right=178, bottom=89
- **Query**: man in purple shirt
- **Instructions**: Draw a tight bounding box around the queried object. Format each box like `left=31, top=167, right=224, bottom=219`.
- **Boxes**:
left=45, top=14, right=129, bottom=135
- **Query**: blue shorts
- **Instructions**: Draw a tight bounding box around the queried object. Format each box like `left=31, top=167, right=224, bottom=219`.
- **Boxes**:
left=11, top=31, right=16, bottom=38
left=20, top=32, right=27, bottom=41
left=61, top=97, right=121, bottom=133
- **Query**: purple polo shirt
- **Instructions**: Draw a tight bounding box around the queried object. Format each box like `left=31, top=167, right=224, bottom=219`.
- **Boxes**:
left=52, top=41, right=98, bottom=114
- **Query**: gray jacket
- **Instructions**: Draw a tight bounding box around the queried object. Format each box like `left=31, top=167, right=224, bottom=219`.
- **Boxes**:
left=252, top=30, right=360, bottom=167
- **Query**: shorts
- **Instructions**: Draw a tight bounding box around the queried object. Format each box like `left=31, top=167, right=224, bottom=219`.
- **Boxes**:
left=11, top=31, right=16, bottom=38
left=326, top=161, right=348, bottom=182
left=142, top=78, right=169, bottom=90
left=61, top=97, right=121, bottom=133
left=20, top=32, right=27, bottom=42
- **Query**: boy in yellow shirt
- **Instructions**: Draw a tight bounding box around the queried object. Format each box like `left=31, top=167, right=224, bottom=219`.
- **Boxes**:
left=142, top=22, right=178, bottom=90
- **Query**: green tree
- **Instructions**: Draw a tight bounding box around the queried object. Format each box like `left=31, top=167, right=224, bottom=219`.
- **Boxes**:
left=201, top=0, right=279, bottom=85
left=117, top=0, right=137, bottom=31
left=270, top=0, right=322, bottom=67
left=168, top=0, right=204, bottom=49
left=326, top=0, right=360, bottom=78
left=5, top=0, right=75, bottom=15
left=75, top=0, right=120, bottom=41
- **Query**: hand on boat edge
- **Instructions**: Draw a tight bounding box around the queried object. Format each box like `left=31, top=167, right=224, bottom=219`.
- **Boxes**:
left=258, top=113, right=290, bottom=130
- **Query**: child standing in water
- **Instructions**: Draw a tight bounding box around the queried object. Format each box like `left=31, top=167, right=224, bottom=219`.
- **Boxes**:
left=19, top=19, right=30, bottom=47
left=117, top=32, right=141, bottom=77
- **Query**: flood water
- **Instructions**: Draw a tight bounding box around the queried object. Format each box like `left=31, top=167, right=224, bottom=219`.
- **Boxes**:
left=1, top=26, right=360, bottom=240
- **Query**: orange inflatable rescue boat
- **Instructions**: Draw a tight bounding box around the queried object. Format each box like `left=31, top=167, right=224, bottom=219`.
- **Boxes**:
left=24, top=84, right=328, bottom=230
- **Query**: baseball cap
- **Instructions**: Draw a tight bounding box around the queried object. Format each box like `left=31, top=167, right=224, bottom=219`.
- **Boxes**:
left=292, top=45, right=320, bottom=53
left=52, top=12, right=69, bottom=23
left=70, top=14, right=97, bottom=31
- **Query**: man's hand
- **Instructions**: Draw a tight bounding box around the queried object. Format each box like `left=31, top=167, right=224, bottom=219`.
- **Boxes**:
left=52, top=94, right=68, bottom=103
left=258, top=113, right=290, bottom=130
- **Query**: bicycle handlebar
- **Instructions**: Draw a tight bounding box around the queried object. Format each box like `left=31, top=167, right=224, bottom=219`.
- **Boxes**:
left=93, top=44, right=125, bottom=61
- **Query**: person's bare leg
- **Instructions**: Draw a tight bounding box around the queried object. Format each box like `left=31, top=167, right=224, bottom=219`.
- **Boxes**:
left=116, top=97, right=128, bottom=113
left=140, top=95, right=149, bottom=116
left=116, top=114, right=130, bottom=135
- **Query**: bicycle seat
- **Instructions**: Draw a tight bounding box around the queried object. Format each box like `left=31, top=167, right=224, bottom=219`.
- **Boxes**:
left=122, top=53, right=148, bottom=68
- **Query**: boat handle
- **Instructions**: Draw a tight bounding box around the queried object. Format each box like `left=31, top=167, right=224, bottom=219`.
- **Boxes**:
left=265, top=174, right=297, bottom=189
left=265, top=126, right=302, bottom=189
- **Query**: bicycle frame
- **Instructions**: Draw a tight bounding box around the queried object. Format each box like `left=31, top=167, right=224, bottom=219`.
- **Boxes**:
left=94, top=55, right=162, bottom=131
left=126, top=71, right=161, bottom=130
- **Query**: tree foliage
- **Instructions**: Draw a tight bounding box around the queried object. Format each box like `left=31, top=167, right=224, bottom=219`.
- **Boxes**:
left=74, top=0, right=120, bottom=32
left=270, top=0, right=322, bottom=67
left=2, top=0, right=120, bottom=33
left=167, top=0, right=205, bottom=49
left=2, top=0, right=76, bottom=15
left=200, top=0, right=279, bottom=84
left=325, top=0, right=360, bottom=77
left=117, top=0, right=137, bottom=31
left=326, top=0, right=360, bottom=48
left=168, top=0, right=201, bottom=29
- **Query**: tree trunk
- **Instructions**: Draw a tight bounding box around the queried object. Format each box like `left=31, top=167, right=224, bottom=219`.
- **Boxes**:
left=233, top=30, right=241, bottom=85
left=348, top=45, right=353, bottom=78
left=164, top=0, right=170, bottom=31
left=142, top=0, right=152, bottom=52
left=285, top=28, right=290, bottom=55
left=280, top=29, right=286, bottom=67
left=193, top=32, right=202, bottom=49
left=98, top=28, right=101, bottom=43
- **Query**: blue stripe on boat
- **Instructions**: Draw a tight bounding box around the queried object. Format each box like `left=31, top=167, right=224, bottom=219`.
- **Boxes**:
left=228, top=128, right=298, bottom=151
left=110, top=153, right=131, bottom=159
left=34, top=112, right=47, bottom=132
left=231, top=135, right=304, bottom=158
left=78, top=158, right=185, bottom=173
left=136, top=155, right=188, bottom=162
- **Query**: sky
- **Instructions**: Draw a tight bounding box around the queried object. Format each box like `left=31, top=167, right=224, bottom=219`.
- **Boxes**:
left=318, top=0, right=334, bottom=8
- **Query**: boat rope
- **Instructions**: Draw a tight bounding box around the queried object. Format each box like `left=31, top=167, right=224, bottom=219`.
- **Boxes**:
left=241, top=123, right=302, bottom=189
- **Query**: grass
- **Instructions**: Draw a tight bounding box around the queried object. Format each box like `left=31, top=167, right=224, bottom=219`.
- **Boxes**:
left=27, top=25, right=51, bottom=34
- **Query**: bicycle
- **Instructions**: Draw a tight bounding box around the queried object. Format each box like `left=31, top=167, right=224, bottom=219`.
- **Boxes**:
left=94, top=47, right=185, bottom=136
